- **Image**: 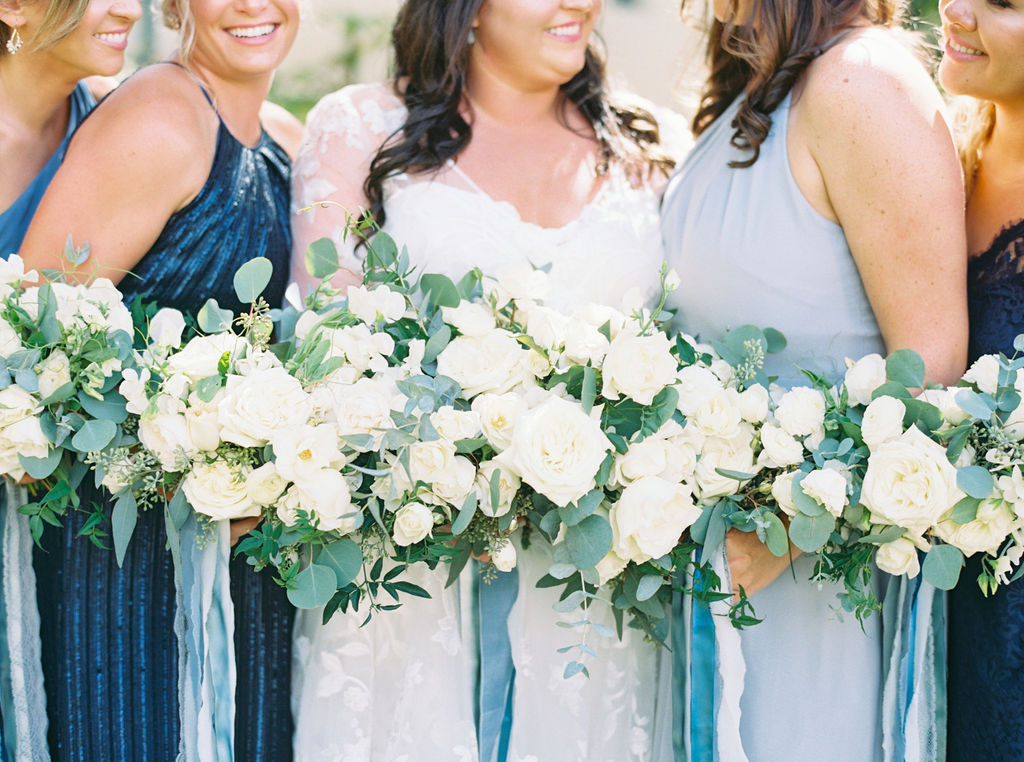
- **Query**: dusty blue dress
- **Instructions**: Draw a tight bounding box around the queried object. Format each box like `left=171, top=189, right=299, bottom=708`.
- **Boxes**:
left=29, top=68, right=294, bottom=761
left=661, top=89, right=943, bottom=761
left=0, top=81, right=94, bottom=762
left=948, top=218, right=1024, bottom=761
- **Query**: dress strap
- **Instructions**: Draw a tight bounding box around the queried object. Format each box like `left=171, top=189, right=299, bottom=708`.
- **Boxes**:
left=444, top=159, right=490, bottom=197
left=158, top=61, right=217, bottom=111
left=813, top=28, right=857, bottom=58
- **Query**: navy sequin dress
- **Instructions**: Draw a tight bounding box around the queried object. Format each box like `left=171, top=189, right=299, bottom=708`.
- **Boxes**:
left=31, top=69, right=294, bottom=761
left=948, top=218, right=1024, bottom=762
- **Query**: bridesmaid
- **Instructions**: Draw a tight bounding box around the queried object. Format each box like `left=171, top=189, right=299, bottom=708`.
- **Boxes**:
left=940, top=1, right=1024, bottom=759
left=18, top=0, right=301, bottom=756
left=662, top=0, right=966, bottom=759
left=0, top=0, right=138, bottom=757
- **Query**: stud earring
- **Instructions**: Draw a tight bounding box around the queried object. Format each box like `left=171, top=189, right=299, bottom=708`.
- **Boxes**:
left=467, top=28, right=475, bottom=45
left=5, top=27, right=22, bottom=55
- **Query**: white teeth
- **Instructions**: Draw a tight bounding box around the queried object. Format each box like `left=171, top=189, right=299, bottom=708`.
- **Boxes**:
left=546, top=23, right=581, bottom=37
left=949, top=39, right=984, bottom=56
left=228, top=23, right=275, bottom=38
left=94, top=32, right=126, bottom=43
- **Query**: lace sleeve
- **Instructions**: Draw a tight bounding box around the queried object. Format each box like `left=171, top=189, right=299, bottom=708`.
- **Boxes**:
left=289, top=82, right=407, bottom=288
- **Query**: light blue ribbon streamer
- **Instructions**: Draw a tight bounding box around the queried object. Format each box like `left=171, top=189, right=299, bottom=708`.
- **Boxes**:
left=688, top=547, right=717, bottom=762
left=0, top=484, right=49, bottom=762
left=476, top=565, right=517, bottom=762
left=168, top=513, right=236, bottom=762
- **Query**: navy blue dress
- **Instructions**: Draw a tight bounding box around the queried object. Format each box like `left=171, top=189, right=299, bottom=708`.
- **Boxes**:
left=31, top=70, right=294, bottom=761
left=948, top=218, right=1024, bottom=762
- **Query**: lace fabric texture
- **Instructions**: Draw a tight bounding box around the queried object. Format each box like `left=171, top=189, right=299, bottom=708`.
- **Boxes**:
left=290, top=82, right=679, bottom=762
left=948, top=217, right=1024, bottom=761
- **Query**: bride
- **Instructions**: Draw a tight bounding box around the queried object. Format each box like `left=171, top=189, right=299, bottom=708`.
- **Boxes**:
left=289, top=0, right=682, bottom=759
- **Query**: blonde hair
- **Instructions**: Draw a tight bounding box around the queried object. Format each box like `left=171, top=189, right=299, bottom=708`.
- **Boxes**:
left=1, top=0, right=91, bottom=55
left=950, top=96, right=996, bottom=198
left=159, top=0, right=196, bottom=58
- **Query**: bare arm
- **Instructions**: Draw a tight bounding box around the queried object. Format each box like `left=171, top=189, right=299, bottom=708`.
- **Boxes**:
left=19, top=67, right=214, bottom=285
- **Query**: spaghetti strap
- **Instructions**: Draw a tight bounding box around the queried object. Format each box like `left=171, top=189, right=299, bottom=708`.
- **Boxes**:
left=155, top=61, right=217, bottom=110
left=813, top=28, right=857, bottom=57
left=444, top=158, right=490, bottom=197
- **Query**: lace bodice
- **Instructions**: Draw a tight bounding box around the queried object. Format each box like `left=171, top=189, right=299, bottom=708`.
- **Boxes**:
left=291, top=83, right=666, bottom=311
left=967, top=218, right=1024, bottom=360
left=290, top=82, right=682, bottom=762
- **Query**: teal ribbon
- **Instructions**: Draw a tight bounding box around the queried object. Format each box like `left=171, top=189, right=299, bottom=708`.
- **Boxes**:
left=689, top=549, right=717, bottom=762
left=475, top=565, right=517, bottom=762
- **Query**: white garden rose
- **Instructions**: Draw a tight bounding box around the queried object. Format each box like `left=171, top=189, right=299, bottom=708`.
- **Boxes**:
left=914, top=388, right=969, bottom=427
left=436, top=330, right=532, bottom=398
left=346, top=284, right=406, bottom=324
left=612, top=435, right=678, bottom=487
left=279, top=469, right=357, bottom=533
left=490, top=540, right=518, bottom=572
left=138, top=412, right=195, bottom=471
left=875, top=537, right=921, bottom=577
left=148, top=308, right=186, bottom=348
left=475, top=461, right=521, bottom=517
left=36, top=350, right=71, bottom=400
left=0, top=387, right=48, bottom=477
left=771, top=471, right=800, bottom=517
left=736, top=385, right=770, bottom=424
left=861, top=426, right=962, bottom=535
left=523, top=303, right=568, bottom=351
left=0, top=317, right=22, bottom=358
left=234, top=348, right=283, bottom=376
left=182, top=460, right=258, bottom=520
left=246, top=462, right=287, bottom=505
left=694, top=425, right=759, bottom=499
left=497, top=396, right=611, bottom=507
left=471, top=392, right=526, bottom=452
left=775, top=387, right=826, bottom=438
left=692, top=392, right=743, bottom=439
left=601, top=331, right=677, bottom=406
left=561, top=314, right=609, bottom=366
left=935, top=498, right=1016, bottom=556
left=485, top=265, right=551, bottom=307
left=392, top=502, right=435, bottom=546
left=168, top=333, right=243, bottom=382
left=861, top=396, right=907, bottom=449
left=800, top=466, right=848, bottom=518
left=271, top=424, right=345, bottom=485
left=675, top=365, right=725, bottom=416
left=407, top=438, right=458, bottom=486
left=328, top=376, right=394, bottom=449
left=184, top=391, right=222, bottom=452
left=611, top=476, right=701, bottom=564
left=430, top=406, right=481, bottom=443
left=595, top=547, right=629, bottom=585
left=757, top=423, right=805, bottom=468
left=217, top=367, right=313, bottom=447
left=430, top=455, right=476, bottom=506
left=440, top=301, right=496, bottom=337
left=843, top=353, right=887, bottom=407
left=963, top=354, right=1001, bottom=395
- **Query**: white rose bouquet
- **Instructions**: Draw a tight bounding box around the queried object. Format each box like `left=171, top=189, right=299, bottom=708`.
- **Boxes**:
left=0, top=247, right=141, bottom=553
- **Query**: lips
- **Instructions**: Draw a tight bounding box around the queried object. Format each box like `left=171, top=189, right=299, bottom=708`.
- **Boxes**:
left=945, top=33, right=985, bottom=57
left=545, top=21, right=582, bottom=40
left=94, top=29, right=129, bottom=48
left=226, top=23, right=278, bottom=39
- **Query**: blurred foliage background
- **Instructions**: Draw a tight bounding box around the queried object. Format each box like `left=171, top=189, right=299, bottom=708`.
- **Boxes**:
left=124, top=0, right=943, bottom=122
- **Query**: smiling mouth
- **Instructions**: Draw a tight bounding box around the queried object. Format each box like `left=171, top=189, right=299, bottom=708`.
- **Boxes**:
left=227, top=23, right=278, bottom=39
left=546, top=22, right=582, bottom=38
left=947, top=38, right=985, bottom=56
left=94, top=31, right=128, bottom=45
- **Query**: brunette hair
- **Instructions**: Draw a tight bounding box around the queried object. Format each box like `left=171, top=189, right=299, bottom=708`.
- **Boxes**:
left=685, top=0, right=907, bottom=167
left=364, top=0, right=674, bottom=231
left=1, top=0, right=90, bottom=54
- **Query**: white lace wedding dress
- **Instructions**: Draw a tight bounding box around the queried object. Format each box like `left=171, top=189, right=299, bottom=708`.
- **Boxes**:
left=290, top=82, right=681, bottom=762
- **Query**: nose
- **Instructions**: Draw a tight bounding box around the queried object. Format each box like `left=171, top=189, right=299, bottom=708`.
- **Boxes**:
left=561, top=0, right=596, bottom=11
left=941, top=0, right=976, bottom=31
left=235, top=0, right=270, bottom=16
left=113, top=0, right=142, bottom=23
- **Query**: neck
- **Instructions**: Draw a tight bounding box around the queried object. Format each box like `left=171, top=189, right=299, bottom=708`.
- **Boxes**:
left=987, top=102, right=1024, bottom=168
left=175, top=54, right=272, bottom=144
left=464, top=59, right=564, bottom=126
left=0, top=53, right=77, bottom=135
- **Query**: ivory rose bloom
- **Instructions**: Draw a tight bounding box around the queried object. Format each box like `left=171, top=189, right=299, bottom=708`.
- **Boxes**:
left=800, top=466, right=848, bottom=518
left=0, top=317, right=22, bottom=357
left=963, top=354, right=1001, bottom=395
left=675, top=366, right=724, bottom=416
left=472, top=392, right=526, bottom=452
left=498, top=396, right=611, bottom=507
left=775, top=387, right=826, bottom=438
left=138, top=412, right=194, bottom=471
left=329, top=376, right=394, bottom=449
left=347, top=284, right=406, bottom=324
left=247, top=462, right=287, bottom=506
left=182, top=460, right=258, bottom=520
left=392, top=502, right=435, bottom=546
left=278, top=469, right=357, bottom=533
left=843, top=353, right=886, bottom=407
left=490, top=540, right=518, bottom=572
left=935, top=498, right=1016, bottom=556
left=771, top=471, right=800, bottom=517
left=167, top=333, right=242, bottom=382
left=611, top=477, right=701, bottom=564
left=875, top=537, right=921, bottom=577
left=436, top=330, right=532, bottom=398
left=271, top=424, right=345, bottom=485
left=861, top=396, right=906, bottom=449
left=218, top=367, right=313, bottom=447
left=860, top=426, right=962, bottom=535
left=36, top=349, right=71, bottom=400
left=602, top=332, right=677, bottom=406
left=758, top=423, right=804, bottom=468
left=475, top=461, right=521, bottom=518
left=430, top=406, right=481, bottom=443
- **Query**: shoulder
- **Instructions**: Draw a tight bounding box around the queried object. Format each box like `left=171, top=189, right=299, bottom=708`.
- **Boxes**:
left=798, top=27, right=944, bottom=132
left=303, top=82, right=407, bottom=150
left=260, top=101, right=303, bottom=158
left=83, top=75, right=119, bottom=100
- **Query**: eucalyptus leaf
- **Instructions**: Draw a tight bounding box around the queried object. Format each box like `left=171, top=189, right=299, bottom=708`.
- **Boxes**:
left=19, top=449, right=61, bottom=480
left=420, top=274, right=461, bottom=309
left=957, top=465, right=995, bottom=500
left=423, top=324, right=451, bottom=364
left=788, top=511, right=835, bottom=553
left=197, top=299, right=233, bottom=334
left=39, top=381, right=75, bottom=406
left=305, top=238, right=340, bottom=280
left=921, top=544, right=964, bottom=590
left=76, top=388, right=129, bottom=424
left=548, top=563, right=577, bottom=580
left=451, top=492, right=478, bottom=536
left=287, top=562, right=338, bottom=609
left=167, top=488, right=190, bottom=531
left=954, top=389, right=995, bottom=421
left=112, top=492, right=138, bottom=568
left=763, top=327, right=787, bottom=354
left=791, top=473, right=826, bottom=518
left=564, top=514, right=613, bottom=570
left=233, top=257, right=274, bottom=303
left=14, top=369, right=38, bottom=393
left=558, top=489, right=603, bottom=527
left=635, top=574, right=665, bottom=602
left=552, top=589, right=588, bottom=613
left=70, top=419, right=117, bottom=453
left=581, top=366, right=597, bottom=415
left=764, top=513, right=789, bottom=557
left=886, top=349, right=926, bottom=389
left=950, top=496, right=981, bottom=525
left=315, top=538, right=363, bottom=587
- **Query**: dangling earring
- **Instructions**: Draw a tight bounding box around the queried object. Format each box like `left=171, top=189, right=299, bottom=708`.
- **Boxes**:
left=467, top=28, right=476, bottom=45
left=5, top=27, right=23, bottom=55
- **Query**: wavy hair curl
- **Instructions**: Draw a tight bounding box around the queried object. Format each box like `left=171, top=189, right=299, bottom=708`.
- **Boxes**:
left=684, top=0, right=907, bottom=168
left=364, top=0, right=674, bottom=231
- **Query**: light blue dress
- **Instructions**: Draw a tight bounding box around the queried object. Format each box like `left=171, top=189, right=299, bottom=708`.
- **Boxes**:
left=661, top=91, right=943, bottom=761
